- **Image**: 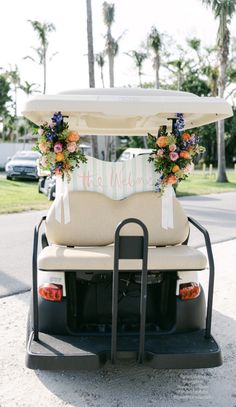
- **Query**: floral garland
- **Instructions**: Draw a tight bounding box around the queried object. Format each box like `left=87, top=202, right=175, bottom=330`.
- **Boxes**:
left=148, top=113, right=204, bottom=193
left=34, top=112, right=87, bottom=181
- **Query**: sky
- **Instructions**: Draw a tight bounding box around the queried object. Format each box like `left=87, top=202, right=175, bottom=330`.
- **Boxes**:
left=1, top=0, right=236, bottom=114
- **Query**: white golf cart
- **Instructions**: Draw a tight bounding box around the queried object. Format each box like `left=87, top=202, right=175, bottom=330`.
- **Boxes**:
left=23, top=88, right=232, bottom=370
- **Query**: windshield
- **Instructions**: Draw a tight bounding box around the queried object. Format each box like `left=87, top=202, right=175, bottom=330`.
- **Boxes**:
left=12, top=155, right=39, bottom=161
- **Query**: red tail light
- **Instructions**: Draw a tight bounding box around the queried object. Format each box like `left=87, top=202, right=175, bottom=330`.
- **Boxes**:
left=179, top=282, right=201, bottom=301
left=38, top=283, right=63, bottom=302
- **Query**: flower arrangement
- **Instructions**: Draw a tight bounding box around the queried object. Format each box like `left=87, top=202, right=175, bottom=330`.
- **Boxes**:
left=34, top=112, right=87, bottom=181
left=148, top=113, right=204, bottom=193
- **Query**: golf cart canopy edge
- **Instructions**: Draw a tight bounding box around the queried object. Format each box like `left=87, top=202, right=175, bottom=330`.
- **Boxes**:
left=22, top=88, right=233, bottom=136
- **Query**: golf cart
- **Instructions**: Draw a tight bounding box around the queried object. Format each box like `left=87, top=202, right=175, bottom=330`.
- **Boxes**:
left=23, top=88, right=232, bottom=370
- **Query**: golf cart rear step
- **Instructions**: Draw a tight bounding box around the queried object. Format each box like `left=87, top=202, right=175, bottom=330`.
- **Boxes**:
left=26, top=329, right=222, bottom=370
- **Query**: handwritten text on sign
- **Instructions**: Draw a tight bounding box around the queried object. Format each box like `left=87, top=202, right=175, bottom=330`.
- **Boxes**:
left=70, top=155, right=158, bottom=199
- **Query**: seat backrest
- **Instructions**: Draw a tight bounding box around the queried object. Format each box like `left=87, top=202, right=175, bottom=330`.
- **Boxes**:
left=46, top=191, right=189, bottom=246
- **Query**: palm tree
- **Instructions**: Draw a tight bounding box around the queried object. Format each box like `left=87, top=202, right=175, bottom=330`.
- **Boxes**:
left=25, top=20, right=56, bottom=94
left=20, top=81, right=40, bottom=96
left=147, top=26, right=162, bottom=89
left=86, top=0, right=99, bottom=158
left=202, top=0, right=236, bottom=182
left=166, top=57, right=189, bottom=91
left=102, top=1, right=119, bottom=88
left=96, top=52, right=106, bottom=87
left=86, top=0, right=95, bottom=88
left=126, top=50, right=147, bottom=87
left=7, top=66, right=20, bottom=117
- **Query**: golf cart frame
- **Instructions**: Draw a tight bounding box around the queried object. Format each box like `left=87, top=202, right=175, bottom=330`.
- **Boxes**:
left=23, top=88, right=233, bottom=370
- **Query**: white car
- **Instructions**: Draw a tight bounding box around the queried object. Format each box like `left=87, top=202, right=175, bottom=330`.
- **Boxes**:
left=118, top=148, right=152, bottom=161
left=5, top=151, right=41, bottom=180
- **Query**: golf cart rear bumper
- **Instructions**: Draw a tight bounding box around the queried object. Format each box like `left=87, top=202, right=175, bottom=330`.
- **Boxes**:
left=26, top=329, right=222, bottom=370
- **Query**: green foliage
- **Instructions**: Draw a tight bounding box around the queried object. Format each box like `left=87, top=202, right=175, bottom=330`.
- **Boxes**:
left=0, top=74, right=11, bottom=116
left=181, top=70, right=211, bottom=96
left=225, top=107, right=236, bottom=166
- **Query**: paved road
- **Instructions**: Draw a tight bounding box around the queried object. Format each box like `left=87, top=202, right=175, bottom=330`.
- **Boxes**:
left=0, top=192, right=236, bottom=298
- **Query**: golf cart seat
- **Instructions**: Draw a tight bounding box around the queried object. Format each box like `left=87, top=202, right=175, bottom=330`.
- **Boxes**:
left=38, top=190, right=207, bottom=272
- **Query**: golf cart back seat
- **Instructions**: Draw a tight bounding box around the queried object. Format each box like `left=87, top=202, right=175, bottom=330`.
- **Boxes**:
left=38, top=191, right=207, bottom=272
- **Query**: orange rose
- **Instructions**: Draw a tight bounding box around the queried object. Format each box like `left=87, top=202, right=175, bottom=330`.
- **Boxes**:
left=172, top=165, right=180, bottom=173
left=67, top=131, right=80, bottom=142
left=56, top=152, right=65, bottom=161
left=182, top=132, right=191, bottom=141
left=179, top=151, right=190, bottom=159
left=156, top=136, right=168, bottom=148
left=166, top=174, right=177, bottom=184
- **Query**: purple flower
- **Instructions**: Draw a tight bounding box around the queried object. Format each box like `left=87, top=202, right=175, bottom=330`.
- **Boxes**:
left=54, top=142, right=63, bottom=153
left=46, top=130, right=56, bottom=141
left=176, top=113, right=185, bottom=130
left=52, top=112, right=63, bottom=126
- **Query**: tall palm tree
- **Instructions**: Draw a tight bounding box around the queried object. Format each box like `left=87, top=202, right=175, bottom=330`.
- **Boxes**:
left=147, top=26, right=162, bottom=89
left=25, top=20, right=56, bottom=94
left=96, top=52, right=106, bottom=87
left=202, top=0, right=236, bottom=182
left=86, top=0, right=95, bottom=88
left=126, top=50, right=147, bottom=87
left=20, top=81, right=40, bottom=96
left=7, top=66, right=20, bottom=117
left=166, top=57, right=189, bottom=91
left=86, top=0, right=98, bottom=158
left=102, top=1, right=118, bottom=88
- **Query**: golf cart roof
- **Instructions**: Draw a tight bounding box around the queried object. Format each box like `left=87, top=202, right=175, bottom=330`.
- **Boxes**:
left=22, top=88, right=233, bottom=136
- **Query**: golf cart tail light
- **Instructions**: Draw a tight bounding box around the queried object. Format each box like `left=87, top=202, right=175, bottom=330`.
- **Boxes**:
left=38, top=283, right=63, bottom=302
left=179, top=282, right=201, bottom=301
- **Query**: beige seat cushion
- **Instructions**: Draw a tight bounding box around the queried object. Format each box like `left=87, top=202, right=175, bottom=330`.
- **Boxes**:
left=45, top=191, right=189, bottom=247
left=38, top=244, right=207, bottom=271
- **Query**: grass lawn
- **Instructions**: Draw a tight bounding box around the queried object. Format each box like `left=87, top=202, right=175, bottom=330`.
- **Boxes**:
left=0, top=170, right=235, bottom=214
left=176, top=170, right=236, bottom=196
left=0, top=177, right=50, bottom=214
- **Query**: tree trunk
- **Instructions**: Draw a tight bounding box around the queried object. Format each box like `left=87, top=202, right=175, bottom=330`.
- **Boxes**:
left=216, top=120, right=228, bottom=182
left=155, top=54, right=160, bottom=89
left=216, top=59, right=228, bottom=182
left=138, top=67, right=142, bottom=87
left=43, top=46, right=46, bottom=94
left=86, top=0, right=98, bottom=157
left=108, top=53, right=114, bottom=87
left=86, top=0, right=95, bottom=88
left=101, top=67, right=105, bottom=88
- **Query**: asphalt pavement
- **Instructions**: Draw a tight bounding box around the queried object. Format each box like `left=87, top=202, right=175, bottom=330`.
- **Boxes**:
left=0, top=192, right=236, bottom=298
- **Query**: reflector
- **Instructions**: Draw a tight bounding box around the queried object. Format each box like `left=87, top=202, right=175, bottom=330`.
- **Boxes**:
left=179, top=282, right=201, bottom=301
left=38, top=283, right=63, bottom=302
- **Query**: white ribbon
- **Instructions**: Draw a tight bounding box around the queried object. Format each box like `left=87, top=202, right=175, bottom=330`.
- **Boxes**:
left=161, top=184, right=174, bottom=230
left=55, top=176, right=71, bottom=224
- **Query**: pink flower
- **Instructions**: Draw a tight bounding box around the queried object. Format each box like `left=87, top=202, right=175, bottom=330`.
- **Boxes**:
left=169, top=152, right=179, bottom=161
left=38, top=128, right=44, bottom=136
left=38, top=142, right=48, bottom=153
left=67, top=142, right=77, bottom=153
left=157, top=149, right=164, bottom=156
left=54, top=142, right=63, bottom=153
left=169, top=144, right=177, bottom=152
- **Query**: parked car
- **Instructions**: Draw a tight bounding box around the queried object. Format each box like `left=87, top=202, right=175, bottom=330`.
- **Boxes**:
left=38, top=175, right=56, bottom=201
left=5, top=151, right=41, bottom=180
left=117, top=148, right=152, bottom=161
